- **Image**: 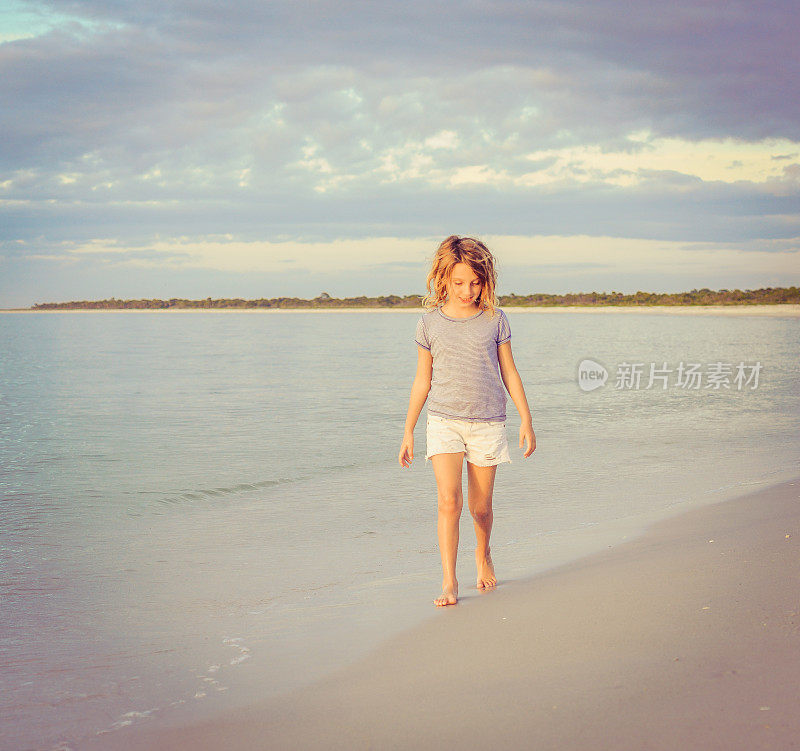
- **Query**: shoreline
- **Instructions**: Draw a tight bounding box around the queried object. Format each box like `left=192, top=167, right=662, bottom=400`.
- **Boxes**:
left=2, top=304, right=800, bottom=316
left=86, top=476, right=800, bottom=750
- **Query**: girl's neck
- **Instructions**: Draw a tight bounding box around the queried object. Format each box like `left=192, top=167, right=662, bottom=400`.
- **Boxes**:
left=441, top=299, right=481, bottom=319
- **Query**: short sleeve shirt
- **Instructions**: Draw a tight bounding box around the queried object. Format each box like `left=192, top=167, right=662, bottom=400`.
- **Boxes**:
left=415, top=306, right=511, bottom=422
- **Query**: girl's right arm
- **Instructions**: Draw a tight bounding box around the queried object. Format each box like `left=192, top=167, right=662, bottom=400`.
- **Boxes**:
left=398, top=346, right=433, bottom=468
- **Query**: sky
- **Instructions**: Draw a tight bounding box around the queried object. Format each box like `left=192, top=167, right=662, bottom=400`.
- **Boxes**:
left=1, top=0, right=799, bottom=307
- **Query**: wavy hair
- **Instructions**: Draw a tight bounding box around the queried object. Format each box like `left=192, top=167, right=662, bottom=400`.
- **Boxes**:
left=422, top=236, right=499, bottom=317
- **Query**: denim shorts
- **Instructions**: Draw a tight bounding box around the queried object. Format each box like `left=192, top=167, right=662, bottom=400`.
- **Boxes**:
left=425, top=413, right=512, bottom=467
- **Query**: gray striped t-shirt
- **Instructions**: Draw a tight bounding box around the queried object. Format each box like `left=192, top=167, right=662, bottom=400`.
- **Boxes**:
left=415, top=306, right=512, bottom=422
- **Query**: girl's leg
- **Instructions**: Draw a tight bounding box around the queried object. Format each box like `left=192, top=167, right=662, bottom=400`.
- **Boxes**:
left=430, top=452, right=465, bottom=606
left=466, top=461, right=498, bottom=590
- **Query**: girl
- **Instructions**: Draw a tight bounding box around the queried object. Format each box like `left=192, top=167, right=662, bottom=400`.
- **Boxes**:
left=398, top=236, right=536, bottom=607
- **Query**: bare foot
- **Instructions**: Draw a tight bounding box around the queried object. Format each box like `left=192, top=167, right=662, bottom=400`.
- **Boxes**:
left=476, top=547, right=497, bottom=590
left=434, top=581, right=458, bottom=607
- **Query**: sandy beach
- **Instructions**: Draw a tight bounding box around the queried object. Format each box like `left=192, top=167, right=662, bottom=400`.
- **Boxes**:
left=2, top=304, right=800, bottom=316
left=86, top=477, right=800, bottom=751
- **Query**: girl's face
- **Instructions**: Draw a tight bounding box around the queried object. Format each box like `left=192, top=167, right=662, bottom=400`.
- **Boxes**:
left=447, top=262, right=482, bottom=307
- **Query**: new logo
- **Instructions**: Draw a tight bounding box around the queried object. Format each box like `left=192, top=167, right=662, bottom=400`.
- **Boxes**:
left=577, top=359, right=608, bottom=392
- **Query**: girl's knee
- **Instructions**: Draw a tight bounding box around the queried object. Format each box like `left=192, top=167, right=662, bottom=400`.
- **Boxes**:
left=437, top=488, right=463, bottom=513
left=469, top=499, right=492, bottom=519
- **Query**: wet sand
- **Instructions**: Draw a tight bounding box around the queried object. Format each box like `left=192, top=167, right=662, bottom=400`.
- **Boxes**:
left=87, top=477, right=800, bottom=750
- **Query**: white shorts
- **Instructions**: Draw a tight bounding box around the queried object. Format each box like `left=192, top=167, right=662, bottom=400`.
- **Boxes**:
left=425, top=413, right=512, bottom=467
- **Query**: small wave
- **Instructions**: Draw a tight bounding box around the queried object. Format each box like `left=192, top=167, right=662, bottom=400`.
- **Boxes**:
left=158, top=477, right=294, bottom=506
left=156, top=462, right=364, bottom=508
left=222, top=636, right=251, bottom=666
left=700, top=467, right=790, bottom=498
left=96, top=707, right=158, bottom=737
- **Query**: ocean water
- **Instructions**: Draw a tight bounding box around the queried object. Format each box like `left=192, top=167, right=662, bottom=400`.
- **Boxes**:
left=1, top=309, right=798, bottom=750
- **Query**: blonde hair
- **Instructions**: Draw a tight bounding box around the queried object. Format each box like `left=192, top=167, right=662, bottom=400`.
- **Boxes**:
left=422, top=235, right=499, bottom=317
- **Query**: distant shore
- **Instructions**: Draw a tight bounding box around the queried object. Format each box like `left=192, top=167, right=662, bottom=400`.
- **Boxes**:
left=11, top=286, right=800, bottom=312
left=3, top=304, right=800, bottom=316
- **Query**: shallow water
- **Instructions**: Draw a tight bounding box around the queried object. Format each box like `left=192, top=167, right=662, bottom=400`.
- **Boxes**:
left=1, top=310, right=798, bottom=750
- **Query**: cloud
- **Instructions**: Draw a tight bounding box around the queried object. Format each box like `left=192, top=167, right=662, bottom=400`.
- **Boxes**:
left=24, top=233, right=800, bottom=280
left=491, top=234, right=800, bottom=279
left=1, top=0, right=798, bottom=306
left=26, top=236, right=431, bottom=273
left=4, top=1, right=798, bottom=175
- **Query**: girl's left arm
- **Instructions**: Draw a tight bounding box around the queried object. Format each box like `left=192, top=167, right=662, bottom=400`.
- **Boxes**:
left=498, top=341, right=536, bottom=458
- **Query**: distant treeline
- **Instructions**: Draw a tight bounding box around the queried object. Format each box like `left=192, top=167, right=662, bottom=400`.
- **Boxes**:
left=30, top=287, right=800, bottom=310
